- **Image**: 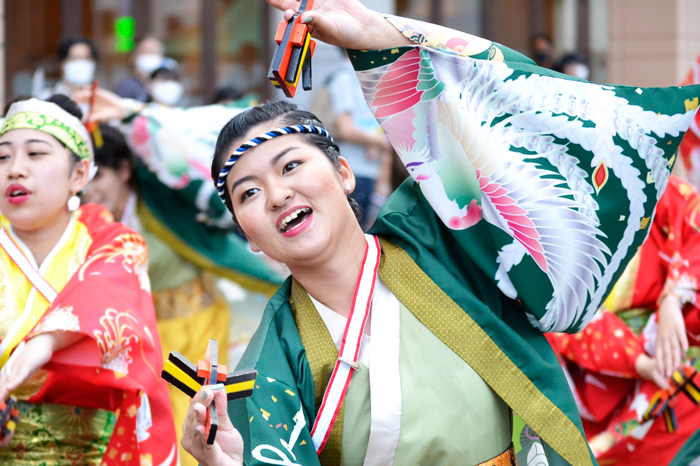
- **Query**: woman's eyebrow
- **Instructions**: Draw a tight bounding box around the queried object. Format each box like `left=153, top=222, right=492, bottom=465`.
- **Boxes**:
left=230, top=147, right=301, bottom=192
left=26, top=139, right=53, bottom=146
left=271, top=147, right=300, bottom=166
left=231, top=175, right=256, bottom=192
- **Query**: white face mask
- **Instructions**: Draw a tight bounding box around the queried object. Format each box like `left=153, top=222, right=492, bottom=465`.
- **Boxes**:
left=63, top=59, right=95, bottom=86
left=136, top=54, right=163, bottom=76
left=567, top=63, right=590, bottom=81
left=151, top=81, right=184, bottom=106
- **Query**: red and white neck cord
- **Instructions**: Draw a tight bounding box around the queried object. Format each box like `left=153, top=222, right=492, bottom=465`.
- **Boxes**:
left=310, top=234, right=380, bottom=454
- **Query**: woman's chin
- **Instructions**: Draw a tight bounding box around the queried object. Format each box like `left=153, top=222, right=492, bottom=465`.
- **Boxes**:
left=269, top=230, right=332, bottom=265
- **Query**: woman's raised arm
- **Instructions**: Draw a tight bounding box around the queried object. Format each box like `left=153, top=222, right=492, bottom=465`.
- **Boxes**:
left=266, top=0, right=411, bottom=50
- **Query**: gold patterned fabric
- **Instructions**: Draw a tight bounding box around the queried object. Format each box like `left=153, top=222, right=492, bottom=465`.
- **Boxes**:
left=377, top=239, right=592, bottom=466
left=0, top=401, right=116, bottom=465
left=151, top=272, right=219, bottom=320
left=290, top=279, right=343, bottom=466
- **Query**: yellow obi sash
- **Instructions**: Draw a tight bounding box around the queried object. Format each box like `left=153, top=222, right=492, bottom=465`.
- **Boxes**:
left=0, top=216, right=92, bottom=385
left=0, top=401, right=116, bottom=465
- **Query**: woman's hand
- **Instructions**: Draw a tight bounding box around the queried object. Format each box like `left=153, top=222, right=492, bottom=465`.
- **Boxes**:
left=266, top=0, right=411, bottom=50
left=635, top=353, right=668, bottom=390
left=656, top=294, right=689, bottom=378
left=181, top=384, right=244, bottom=466
left=0, top=335, right=53, bottom=403
left=0, top=331, right=84, bottom=403
left=73, top=88, right=142, bottom=123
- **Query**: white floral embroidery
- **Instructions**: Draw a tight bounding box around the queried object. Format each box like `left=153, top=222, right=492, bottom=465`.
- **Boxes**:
left=34, top=306, right=80, bottom=334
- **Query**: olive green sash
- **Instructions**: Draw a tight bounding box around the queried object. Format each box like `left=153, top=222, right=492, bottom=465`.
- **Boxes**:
left=290, top=239, right=592, bottom=466
left=290, top=279, right=344, bottom=466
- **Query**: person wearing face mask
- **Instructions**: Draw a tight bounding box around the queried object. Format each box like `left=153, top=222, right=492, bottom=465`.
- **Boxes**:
left=149, top=66, right=185, bottom=107
left=558, top=52, right=590, bottom=81
left=39, top=37, right=99, bottom=100
left=115, top=37, right=165, bottom=102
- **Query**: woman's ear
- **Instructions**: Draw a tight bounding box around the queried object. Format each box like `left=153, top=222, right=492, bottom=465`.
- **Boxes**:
left=71, top=159, right=92, bottom=193
left=117, top=160, right=133, bottom=184
left=338, top=156, right=355, bottom=194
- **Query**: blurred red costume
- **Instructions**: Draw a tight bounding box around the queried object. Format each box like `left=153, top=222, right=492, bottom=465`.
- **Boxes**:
left=546, top=175, right=700, bottom=465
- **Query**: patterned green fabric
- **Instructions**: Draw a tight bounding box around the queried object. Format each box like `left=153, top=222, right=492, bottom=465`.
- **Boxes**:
left=227, top=17, right=700, bottom=466
left=0, top=401, right=116, bottom=465
left=669, top=427, right=700, bottom=466
left=1, top=111, right=91, bottom=160
left=350, top=16, right=700, bottom=334
left=127, top=101, right=284, bottom=295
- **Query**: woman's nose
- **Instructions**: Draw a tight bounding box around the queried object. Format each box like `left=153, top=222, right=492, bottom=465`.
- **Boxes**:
left=267, top=179, right=294, bottom=209
left=6, top=154, right=27, bottom=179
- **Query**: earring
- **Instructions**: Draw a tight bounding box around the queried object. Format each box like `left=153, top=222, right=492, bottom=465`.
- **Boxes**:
left=344, top=183, right=351, bottom=192
left=67, top=194, right=81, bottom=212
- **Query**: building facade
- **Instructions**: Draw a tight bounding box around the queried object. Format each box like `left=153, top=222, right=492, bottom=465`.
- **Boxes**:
left=3, top=0, right=700, bottom=107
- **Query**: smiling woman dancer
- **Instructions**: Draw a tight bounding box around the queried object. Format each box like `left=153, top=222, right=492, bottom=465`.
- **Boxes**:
left=0, top=95, right=177, bottom=465
left=179, top=1, right=700, bottom=465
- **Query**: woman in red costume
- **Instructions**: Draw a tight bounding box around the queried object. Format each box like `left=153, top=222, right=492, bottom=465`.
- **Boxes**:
left=547, top=175, right=700, bottom=465
left=0, top=95, right=177, bottom=465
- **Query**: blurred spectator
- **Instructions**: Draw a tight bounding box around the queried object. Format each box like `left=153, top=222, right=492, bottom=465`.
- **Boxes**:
left=39, top=37, right=99, bottom=99
left=211, top=86, right=244, bottom=105
left=149, top=66, right=184, bottom=107
left=316, top=49, right=392, bottom=229
left=530, top=33, right=555, bottom=69
left=222, top=42, right=266, bottom=97
left=557, top=52, right=590, bottom=80
left=115, top=37, right=165, bottom=102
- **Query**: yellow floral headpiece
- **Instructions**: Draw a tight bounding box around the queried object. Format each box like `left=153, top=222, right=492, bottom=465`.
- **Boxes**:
left=1, top=98, right=93, bottom=161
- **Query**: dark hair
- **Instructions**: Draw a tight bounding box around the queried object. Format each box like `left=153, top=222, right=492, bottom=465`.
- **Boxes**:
left=93, top=123, right=136, bottom=190
left=150, top=66, right=178, bottom=81
left=211, top=100, right=362, bottom=227
left=211, top=86, right=243, bottom=105
left=93, top=124, right=133, bottom=170
left=58, top=37, right=99, bottom=62
left=44, top=94, right=83, bottom=166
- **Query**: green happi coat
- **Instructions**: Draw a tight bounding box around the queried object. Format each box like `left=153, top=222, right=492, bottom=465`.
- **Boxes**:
left=228, top=15, right=700, bottom=466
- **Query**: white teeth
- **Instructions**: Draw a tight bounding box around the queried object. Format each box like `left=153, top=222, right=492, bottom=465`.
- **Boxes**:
left=279, top=208, right=311, bottom=232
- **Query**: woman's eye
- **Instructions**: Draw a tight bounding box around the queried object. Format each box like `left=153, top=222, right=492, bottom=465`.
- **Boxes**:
left=240, top=188, right=259, bottom=202
left=28, top=151, right=46, bottom=156
left=283, top=161, right=300, bottom=173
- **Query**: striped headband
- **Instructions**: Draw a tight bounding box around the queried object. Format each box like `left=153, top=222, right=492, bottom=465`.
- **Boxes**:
left=216, top=124, right=334, bottom=203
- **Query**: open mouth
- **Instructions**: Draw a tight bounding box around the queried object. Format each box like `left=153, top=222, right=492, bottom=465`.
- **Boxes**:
left=9, top=189, right=27, bottom=198
left=279, top=207, right=312, bottom=233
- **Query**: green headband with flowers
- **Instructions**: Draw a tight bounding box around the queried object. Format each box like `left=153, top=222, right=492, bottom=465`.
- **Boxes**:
left=1, top=99, right=93, bottom=161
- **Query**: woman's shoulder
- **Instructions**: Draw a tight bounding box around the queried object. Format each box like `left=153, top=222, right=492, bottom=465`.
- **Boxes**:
left=77, top=203, right=148, bottom=250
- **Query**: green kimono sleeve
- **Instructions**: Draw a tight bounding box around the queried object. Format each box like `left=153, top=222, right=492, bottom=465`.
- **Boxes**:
left=229, top=279, right=321, bottom=466
left=350, top=15, right=700, bottom=333
left=126, top=103, right=283, bottom=294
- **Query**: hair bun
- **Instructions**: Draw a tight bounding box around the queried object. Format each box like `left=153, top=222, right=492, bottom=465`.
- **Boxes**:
left=45, top=94, right=84, bottom=121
